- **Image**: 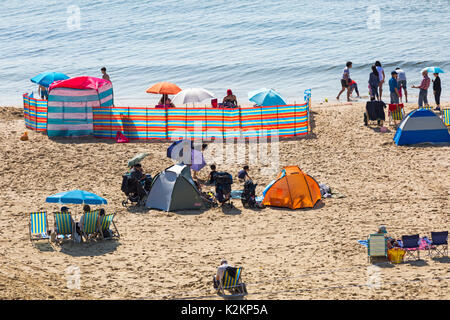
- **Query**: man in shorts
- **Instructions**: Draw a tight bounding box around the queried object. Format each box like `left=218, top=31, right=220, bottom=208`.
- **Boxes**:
left=395, top=68, right=408, bottom=103
left=337, top=61, right=352, bottom=102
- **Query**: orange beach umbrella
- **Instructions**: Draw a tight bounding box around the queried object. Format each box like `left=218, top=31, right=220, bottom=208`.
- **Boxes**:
left=146, top=81, right=182, bottom=95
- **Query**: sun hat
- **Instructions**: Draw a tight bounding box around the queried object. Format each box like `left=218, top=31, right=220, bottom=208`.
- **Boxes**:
left=378, top=226, right=387, bottom=234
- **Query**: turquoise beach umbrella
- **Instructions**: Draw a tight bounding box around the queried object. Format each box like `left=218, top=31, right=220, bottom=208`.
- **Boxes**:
left=421, top=67, right=445, bottom=74
left=31, top=72, right=70, bottom=88
left=248, top=88, right=287, bottom=106
left=46, top=190, right=107, bottom=205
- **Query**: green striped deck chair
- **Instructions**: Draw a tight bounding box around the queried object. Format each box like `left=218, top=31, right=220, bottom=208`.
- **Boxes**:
left=81, top=210, right=101, bottom=241
left=54, top=212, right=74, bottom=243
left=388, top=104, right=404, bottom=126
left=29, top=212, right=50, bottom=242
left=368, top=233, right=388, bottom=263
left=100, top=214, right=120, bottom=239
left=443, top=109, right=450, bottom=126
left=220, top=267, right=247, bottom=295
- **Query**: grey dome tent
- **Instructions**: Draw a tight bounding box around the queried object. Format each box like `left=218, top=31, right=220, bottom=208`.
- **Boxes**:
left=145, top=164, right=205, bottom=212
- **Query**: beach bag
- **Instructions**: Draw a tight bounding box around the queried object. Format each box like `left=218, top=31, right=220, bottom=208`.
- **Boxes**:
left=388, top=248, right=405, bottom=264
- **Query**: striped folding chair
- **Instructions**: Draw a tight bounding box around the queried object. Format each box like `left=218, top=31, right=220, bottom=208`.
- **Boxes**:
left=99, top=213, right=120, bottom=240
left=442, top=109, right=450, bottom=126
left=367, top=233, right=388, bottom=263
left=81, top=210, right=101, bottom=241
left=29, top=212, right=50, bottom=242
left=54, top=212, right=75, bottom=243
left=220, top=267, right=247, bottom=296
left=388, top=104, right=404, bottom=126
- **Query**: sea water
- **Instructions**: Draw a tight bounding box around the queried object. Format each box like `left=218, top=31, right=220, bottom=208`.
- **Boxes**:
left=1, top=0, right=449, bottom=106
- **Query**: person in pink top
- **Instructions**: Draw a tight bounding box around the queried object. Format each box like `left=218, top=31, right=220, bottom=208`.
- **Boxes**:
left=412, top=70, right=430, bottom=108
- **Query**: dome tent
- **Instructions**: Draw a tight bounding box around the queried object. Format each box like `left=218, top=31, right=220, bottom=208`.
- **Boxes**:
left=393, top=108, right=450, bottom=146
left=46, top=76, right=113, bottom=137
left=145, top=164, right=205, bottom=212
left=262, top=166, right=321, bottom=209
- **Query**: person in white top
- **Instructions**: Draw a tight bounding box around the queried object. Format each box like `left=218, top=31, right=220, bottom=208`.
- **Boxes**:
left=375, top=61, right=385, bottom=101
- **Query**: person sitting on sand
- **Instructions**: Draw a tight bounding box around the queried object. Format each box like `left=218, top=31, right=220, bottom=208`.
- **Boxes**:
left=222, top=89, right=238, bottom=108
left=158, top=94, right=175, bottom=108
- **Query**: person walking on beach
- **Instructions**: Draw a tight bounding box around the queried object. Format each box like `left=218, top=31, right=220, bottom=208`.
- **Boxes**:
left=368, top=65, right=380, bottom=100
left=389, top=71, right=400, bottom=104
left=412, top=70, right=430, bottom=108
left=337, top=61, right=352, bottom=101
left=395, top=68, right=408, bottom=103
left=375, top=61, right=385, bottom=101
left=101, top=67, right=110, bottom=82
left=433, top=73, right=441, bottom=111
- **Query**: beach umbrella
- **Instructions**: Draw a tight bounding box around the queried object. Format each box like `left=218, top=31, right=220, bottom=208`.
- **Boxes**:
left=248, top=88, right=287, bottom=106
left=421, top=67, right=445, bottom=74
left=146, top=81, right=182, bottom=95
left=46, top=190, right=107, bottom=205
left=127, top=153, right=149, bottom=167
left=31, top=72, right=69, bottom=88
left=171, top=88, right=215, bottom=106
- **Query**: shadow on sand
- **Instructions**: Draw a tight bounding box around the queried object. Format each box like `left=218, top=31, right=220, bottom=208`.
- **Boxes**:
left=59, top=240, right=120, bottom=257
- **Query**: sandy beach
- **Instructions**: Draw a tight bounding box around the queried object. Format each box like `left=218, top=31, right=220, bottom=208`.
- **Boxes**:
left=0, top=101, right=448, bottom=300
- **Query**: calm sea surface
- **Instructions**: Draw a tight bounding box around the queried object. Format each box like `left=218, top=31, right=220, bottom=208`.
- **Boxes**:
left=1, top=0, right=449, bottom=106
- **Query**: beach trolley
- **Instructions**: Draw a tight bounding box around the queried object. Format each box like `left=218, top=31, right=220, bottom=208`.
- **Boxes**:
left=46, top=76, right=113, bottom=137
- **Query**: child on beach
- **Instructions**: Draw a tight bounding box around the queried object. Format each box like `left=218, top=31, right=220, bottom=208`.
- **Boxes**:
left=349, top=80, right=360, bottom=98
left=389, top=71, right=400, bottom=104
left=238, top=165, right=251, bottom=182
left=208, top=164, right=218, bottom=185
left=433, top=73, right=441, bottom=111
left=412, top=70, right=430, bottom=108
left=337, top=61, right=352, bottom=102
left=101, top=67, right=110, bottom=82
left=375, top=61, right=385, bottom=101
left=395, top=68, right=408, bottom=103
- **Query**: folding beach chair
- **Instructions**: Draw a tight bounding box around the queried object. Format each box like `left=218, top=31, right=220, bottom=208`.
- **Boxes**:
left=29, top=212, right=50, bottom=242
left=442, top=109, right=450, bottom=126
left=99, top=213, right=120, bottom=240
left=388, top=104, right=404, bottom=126
left=80, top=210, right=101, bottom=241
left=219, top=267, right=247, bottom=296
left=53, top=212, right=75, bottom=243
left=367, top=233, right=388, bottom=263
left=428, top=231, right=448, bottom=258
left=401, top=234, right=421, bottom=261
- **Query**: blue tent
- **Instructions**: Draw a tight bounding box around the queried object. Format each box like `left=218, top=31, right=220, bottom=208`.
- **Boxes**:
left=393, top=109, right=450, bottom=146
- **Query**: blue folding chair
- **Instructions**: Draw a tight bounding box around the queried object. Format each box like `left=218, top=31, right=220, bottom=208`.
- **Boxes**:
left=428, top=231, right=448, bottom=258
left=401, top=234, right=421, bottom=261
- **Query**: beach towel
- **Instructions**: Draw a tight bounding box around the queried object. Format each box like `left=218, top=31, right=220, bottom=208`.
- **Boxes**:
left=358, top=240, right=368, bottom=248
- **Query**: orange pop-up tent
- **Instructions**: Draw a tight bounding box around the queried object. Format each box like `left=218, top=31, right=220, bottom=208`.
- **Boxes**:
left=262, top=166, right=321, bottom=209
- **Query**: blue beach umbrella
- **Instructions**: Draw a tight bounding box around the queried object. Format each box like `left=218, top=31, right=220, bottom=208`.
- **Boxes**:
left=248, top=88, right=287, bottom=106
left=31, top=72, right=70, bottom=88
left=421, top=67, right=445, bottom=74
left=46, top=190, right=108, bottom=205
